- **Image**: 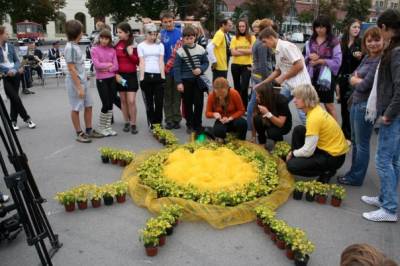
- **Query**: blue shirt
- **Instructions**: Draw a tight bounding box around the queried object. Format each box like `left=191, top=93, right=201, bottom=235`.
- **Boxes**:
left=160, top=28, right=181, bottom=64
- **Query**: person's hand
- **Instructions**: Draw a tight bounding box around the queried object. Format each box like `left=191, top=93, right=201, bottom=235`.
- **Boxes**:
left=211, top=63, right=217, bottom=70
left=192, top=68, right=202, bottom=76
left=177, top=83, right=184, bottom=92
left=309, top=53, right=319, bottom=61
left=7, top=70, right=15, bottom=77
left=275, top=75, right=285, bottom=85
left=253, top=82, right=262, bottom=90
left=18, top=68, right=24, bottom=74
left=258, top=104, right=269, bottom=115
left=213, top=112, right=222, bottom=120
left=353, top=51, right=362, bottom=60
left=382, top=116, right=392, bottom=125
left=286, top=151, right=293, bottom=162
left=350, top=72, right=362, bottom=86
left=127, top=46, right=134, bottom=56
left=78, top=88, right=85, bottom=99
left=220, top=117, right=230, bottom=124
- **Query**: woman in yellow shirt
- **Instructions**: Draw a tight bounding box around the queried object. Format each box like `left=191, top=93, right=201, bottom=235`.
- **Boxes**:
left=286, top=84, right=349, bottom=183
left=230, top=19, right=256, bottom=109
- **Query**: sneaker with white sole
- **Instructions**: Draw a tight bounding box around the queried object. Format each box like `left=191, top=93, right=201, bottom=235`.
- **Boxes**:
left=106, top=128, right=117, bottom=136
left=12, top=122, right=19, bottom=131
left=361, top=196, right=381, bottom=208
left=0, top=194, right=10, bottom=203
left=26, top=120, right=36, bottom=129
left=362, top=208, right=398, bottom=222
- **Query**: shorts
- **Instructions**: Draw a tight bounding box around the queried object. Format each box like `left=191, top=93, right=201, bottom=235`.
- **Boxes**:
left=117, top=72, right=139, bottom=92
left=66, top=78, right=93, bottom=111
left=312, top=75, right=336, bottom=104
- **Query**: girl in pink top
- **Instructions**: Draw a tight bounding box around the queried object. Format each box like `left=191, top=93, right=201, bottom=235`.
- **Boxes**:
left=91, top=30, right=119, bottom=136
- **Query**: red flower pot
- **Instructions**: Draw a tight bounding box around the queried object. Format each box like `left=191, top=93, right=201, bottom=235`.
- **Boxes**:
left=145, top=246, right=158, bottom=257
left=316, top=195, right=327, bottom=204
left=263, top=225, right=271, bottom=235
left=270, top=232, right=277, bottom=242
left=111, top=159, right=118, bottom=165
left=331, top=196, right=342, bottom=207
left=173, top=220, right=180, bottom=227
left=159, top=235, right=166, bottom=247
left=77, top=200, right=88, bottom=210
left=286, top=247, right=295, bottom=260
left=276, top=239, right=286, bottom=250
left=91, top=199, right=101, bottom=208
left=118, top=160, right=127, bottom=167
left=116, top=194, right=126, bottom=203
left=64, top=202, right=75, bottom=212
left=256, top=218, right=263, bottom=227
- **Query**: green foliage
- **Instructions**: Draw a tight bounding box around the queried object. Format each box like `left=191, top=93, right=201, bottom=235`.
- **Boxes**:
left=318, top=0, right=341, bottom=25
left=99, top=147, right=135, bottom=163
left=330, top=184, right=346, bottom=200
left=297, top=11, right=314, bottom=24
left=113, top=181, right=129, bottom=196
left=54, top=191, right=76, bottom=205
left=152, top=124, right=179, bottom=146
left=343, top=0, right=371, bottom=26
left=271, top=141, right=291, bottom=159
left=241, top=0, right=288, bottom=25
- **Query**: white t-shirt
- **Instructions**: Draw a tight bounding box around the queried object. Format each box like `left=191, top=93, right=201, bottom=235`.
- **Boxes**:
left=275, top=39, right=311, bottom=89
left=137, top=42, right=164, bottom=74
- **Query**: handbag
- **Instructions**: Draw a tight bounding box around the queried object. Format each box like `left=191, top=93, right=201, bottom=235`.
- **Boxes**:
left=182, top=46, right=210, bottom=92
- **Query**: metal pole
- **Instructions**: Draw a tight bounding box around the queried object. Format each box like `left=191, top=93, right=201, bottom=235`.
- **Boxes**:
left=213, top=0, right=216, bottom=33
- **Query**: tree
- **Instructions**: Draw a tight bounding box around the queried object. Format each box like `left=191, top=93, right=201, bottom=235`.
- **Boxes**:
left=7, top=0, right=66, bottom=28
left=297, top=10, right=314, bottom=24
left=343, top=0, right=371, bottom=25
left=86, top=0, right=136, bottom=23
left=318, top=0, right=340, bottom=24
left=232, top=6, right=247, bottom=24
left=241, top=0, right=289, bottom=27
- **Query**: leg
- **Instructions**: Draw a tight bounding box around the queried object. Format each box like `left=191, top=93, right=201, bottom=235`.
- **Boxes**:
left=96, top=79, right=110, bottom=114
left=182, top=80, right=195, bottom=129
left=84, top=106, right=93, bottom=129
left=287, top=150, right=330, bottom=177
left=240, top=66, right=251, bottom=109
left=340, top=82, right=351, bottom=139
left=213, top=120, right=228, bottom=139
left=231, top=64, right=242, bottom=98
left=140, top=78, right=154, bottom=125
left=325, top=103, right=337, bottom=121
left=171, top=77, right=182, bottom=124
left=119, top=92, right=130, bottom=123
left=71, top=111, right=82, bottom=132
left=253, top=115, right=267, bottom=144
left=376, top=118, right=400, bottom=214
left=193, top=81, right=204, bottom=132
left=153, top=80, right=164, bottom=125
left=164, top=74, right=174, bottom=124
left=3, top=75, right=30, bottom=122
left=229, top=117, right=247, bottom=140
left=265, top=126, right=285, bottom=142
left=247, top=87, right=257, bottom=130
left=127, top=91, right=137, bottom=125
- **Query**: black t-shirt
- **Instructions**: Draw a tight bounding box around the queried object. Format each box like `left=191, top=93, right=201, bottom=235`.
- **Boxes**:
left=273, top=94, right=292, bottom=133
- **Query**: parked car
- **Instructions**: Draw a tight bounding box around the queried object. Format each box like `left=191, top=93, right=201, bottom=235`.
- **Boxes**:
left=289, top=32, right=305, bottom=43
left=79, top=34, right=91, bottom=44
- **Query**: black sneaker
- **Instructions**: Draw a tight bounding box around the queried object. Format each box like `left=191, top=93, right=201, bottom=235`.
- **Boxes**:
left=173, top=122, right=181, bottom=129
left=123, top=123, right=130, bottom=132
left=165, top=122, right=174, bottom=130
left=131, top=125, right=138, bottom=134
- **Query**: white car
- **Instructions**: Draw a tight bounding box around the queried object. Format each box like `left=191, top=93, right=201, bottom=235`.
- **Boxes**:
left=290, top=32, right=304, bottom=43
left=79, top=34, right=91, bottom=44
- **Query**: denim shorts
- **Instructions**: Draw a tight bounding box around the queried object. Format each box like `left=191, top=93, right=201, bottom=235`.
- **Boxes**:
left=65, top=78, right=93, bottom=111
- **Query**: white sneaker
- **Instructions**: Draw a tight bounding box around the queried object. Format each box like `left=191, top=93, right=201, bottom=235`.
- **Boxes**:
left=97, top=128, right=111, bottom=137
left=362, top=208, right=398, bottom=222
left=0, top=194, right=10, bottom=203
left=12, top=122, right=19, bottom=131
left=106, top=128, right=117, bottom=136
left=361, top=196, right=381, bottom=208
left=26, top=120, right=36, bottom=129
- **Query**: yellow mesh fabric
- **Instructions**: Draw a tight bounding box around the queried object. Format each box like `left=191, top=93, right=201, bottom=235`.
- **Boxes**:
left=121, top=141, right=294, bottom=229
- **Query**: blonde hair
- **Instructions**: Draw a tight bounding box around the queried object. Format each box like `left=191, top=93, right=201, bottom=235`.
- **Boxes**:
left=292, top=84, right=320, bottom=109
left=341, top=244, right=398, bottom=266
left=252, top=20, right=261, bottom=29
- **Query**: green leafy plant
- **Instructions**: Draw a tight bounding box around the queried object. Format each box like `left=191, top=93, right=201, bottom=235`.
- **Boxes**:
left=314, top=183, right=330, bottom=196
left=330, top=184, right=346, bottom=200
left=99, top=147, right=112, bottom=158
left=294, top=181, right=305, bottom=192
left=271, top=141, right=291, bottom=159
left=292, top=238, right=315, bottom=261
left=54, top=191, right=76, bottom=205
left=113, top=181, right=128, bottom=196
left=102, top=184, right=116, bottom=198
left=139, top=228, right=160, bottom=247
left=89, top=186, right=104, bottom=201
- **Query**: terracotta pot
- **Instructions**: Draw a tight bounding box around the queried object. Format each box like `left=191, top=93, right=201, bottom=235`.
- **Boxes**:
left=101, top=156, right=109, bottom=163
left=159, top=235, right=166, bottom=247
left=316, top=194, right=327, bottom=204
left=111, top=159, right=118, bottom=165
left=64, top=202, right=75, bottom=212
left=293, top=190, right=303, bottom=200
left=118, top=160, right=127, bottom=167
left=145, top=246, right=158, bottom=257
left=263, top=225, right=271, bottom=235
left=331, top=196, right=342, bottom=207
left=91, top=199, right=101, bottom=208
left=77, top=200, right=88, bottom=210
left=276, top=238, right=286, bottom=250
left=270, top=232, right=277, bottom=242
left=256, top=218, right=264, bottom=227
left=286, top=247, right=295, bottom=260
left=116, top=194, right=126, bottom=203
left=173, top=220, right=180, bottom=227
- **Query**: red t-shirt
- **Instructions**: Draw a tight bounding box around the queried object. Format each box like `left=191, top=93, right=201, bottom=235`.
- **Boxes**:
left=115, top=40, right=138, bottom=73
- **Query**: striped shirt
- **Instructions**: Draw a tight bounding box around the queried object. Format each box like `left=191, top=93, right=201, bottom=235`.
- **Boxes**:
left=173, top=44, right=209, bottom=84
left=275, top=39, right=311, bottom=89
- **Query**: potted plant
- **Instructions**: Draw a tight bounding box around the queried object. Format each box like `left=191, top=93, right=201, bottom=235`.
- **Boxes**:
left=293, top=181, right=305, bottom=200
left=304, top=182, right=315, bottom=202
left=102, top=184, right=116, bottom=205
left=272, top=141, right=292, bottom=160
left=315, top=183, right=329, bottom=204
left=162, top=204, right=183, bottom=226
left=110, top=151, right=119, bottom=165
left=74, top=187, right=89, bottom=210
left=55, top=191, right=76, bottom=212
left=139, top=228, right=160, bottom=256
left=284, top=228, right=306, bottom=261
left=293, top=239, right=315, bottom=266
left=114, top=181, right=128, bottom=203
left=269, top=219, right=285, bottom=243
left=99, top=147, right=111, bottom=163
left=330, top=184, right=346, bottom=207
left=90, top=186, right=103, bottom=208
left=275, top=222, right=290, bottom=250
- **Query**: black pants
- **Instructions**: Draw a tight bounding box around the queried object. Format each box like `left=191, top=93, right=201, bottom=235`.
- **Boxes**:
left=338, top=76, right=351, bottom=139
left=286, top=125, right=346, bottom=177
left=140, top=73, right=164, bottom=125
left=253, top=115, right=288, bottom=143
left=213, top=118, right=247, bottom=140
left=212, top=69, right=227, bottom=81
left=231, top=64, right=251, bottom=109
left=3, top=74, right=30, bottom=122
left=96, top=77, right=116, bottom=113
left=182, top=79, right=204, bottom=131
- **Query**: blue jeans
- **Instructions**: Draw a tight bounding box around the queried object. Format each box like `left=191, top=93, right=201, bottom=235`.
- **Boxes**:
left=246, top=76, right=261, bottom=131
left=377, top=117, right=400, bottom=214
left=344, top=101, right=373, bottom=185
left=280, top=84, right=306, bottom=125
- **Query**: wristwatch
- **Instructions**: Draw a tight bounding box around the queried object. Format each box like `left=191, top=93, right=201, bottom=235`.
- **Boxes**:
left=263, top=112, right=273, bottom=119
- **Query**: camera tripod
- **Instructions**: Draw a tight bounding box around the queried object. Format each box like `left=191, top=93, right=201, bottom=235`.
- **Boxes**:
left=0, top=75, right=62, bottom=265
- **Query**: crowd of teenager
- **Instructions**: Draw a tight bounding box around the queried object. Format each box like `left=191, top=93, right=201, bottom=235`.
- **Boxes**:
left=0, top=8, right=399, bottom=223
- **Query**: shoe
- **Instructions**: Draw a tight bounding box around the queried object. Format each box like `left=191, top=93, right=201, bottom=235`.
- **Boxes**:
left=131, top=125, right=138, bottom=134
left=173, top=122, right=181, bottom=129
left=105, top=111, right=117, bottom=136
left=165, top=122, right=174, bottom=130
left=361, top=196, right=381, bottom=208
left=123, top=123, right=130, bottom=132
left=26, top=120, right=36, bottom=129
left=87, top=129, right=104, bottom=138
left=337, top=176, right=361, bottom=186
left=23, top=89, right=34, bottom=94
left=0, top=194, right=10, bottom=203
left=12, top=122, right=19, bottom=131
left=76, top=132, right=92, bottom=143
left=362, top=208, right=398, bottom=222
left=317, top=170, right=336, bottom=184
left=105, top=128, right=117, bottom=136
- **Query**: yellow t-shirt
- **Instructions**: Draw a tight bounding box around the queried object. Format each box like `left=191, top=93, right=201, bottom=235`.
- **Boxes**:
left=306, top=105, right=349, bottom=156
left=212, top=29, right=228, bottom=71
left=230, top=35, right=256, bottom=65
